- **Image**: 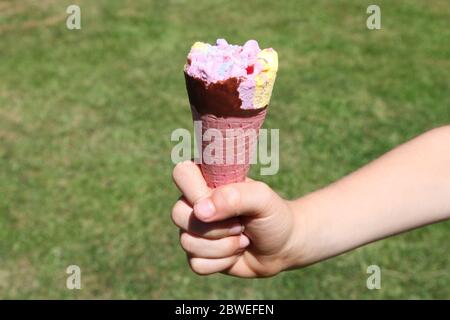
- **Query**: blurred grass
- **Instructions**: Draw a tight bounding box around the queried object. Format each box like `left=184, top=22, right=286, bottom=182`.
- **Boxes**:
left=0, top=0, right=449, bottom=299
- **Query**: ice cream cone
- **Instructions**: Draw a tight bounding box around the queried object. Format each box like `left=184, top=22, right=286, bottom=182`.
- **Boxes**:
left=183, top=39, right=278, bottom=188
left=190, top=103, right=267, bottom=188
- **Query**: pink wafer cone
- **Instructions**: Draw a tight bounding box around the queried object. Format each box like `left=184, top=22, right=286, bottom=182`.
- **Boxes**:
left=183, top=39, right=278, bottom=188
left=191, top=105, right=267, bottom=188
left=184, top=72, right=269, bottom=188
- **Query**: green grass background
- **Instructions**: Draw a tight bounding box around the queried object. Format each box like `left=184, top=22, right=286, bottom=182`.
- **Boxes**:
left=0, top=0, right=449, bottom=299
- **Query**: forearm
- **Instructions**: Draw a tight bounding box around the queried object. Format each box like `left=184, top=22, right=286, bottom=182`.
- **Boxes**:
left=290, top=126, right=450, bottom=267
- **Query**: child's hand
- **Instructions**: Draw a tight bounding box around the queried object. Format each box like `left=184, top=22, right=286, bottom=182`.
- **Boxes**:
left=171, top=127, right=450, bottom=278
left=171, top=161, right=303, bottom=277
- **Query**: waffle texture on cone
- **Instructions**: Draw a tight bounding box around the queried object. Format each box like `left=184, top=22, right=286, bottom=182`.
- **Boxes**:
left=191, top=105, right=267, bottom=188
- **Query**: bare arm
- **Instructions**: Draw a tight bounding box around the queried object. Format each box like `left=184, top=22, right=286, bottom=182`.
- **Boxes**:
left=171, top=126, right=450, bottom=277
left=289, top=126, right=450, bottom=267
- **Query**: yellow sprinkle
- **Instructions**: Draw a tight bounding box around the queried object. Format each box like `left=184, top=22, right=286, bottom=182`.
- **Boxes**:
left=191, top=42, right=208, bottom=51
left=257, top=49, right=279, bottom=72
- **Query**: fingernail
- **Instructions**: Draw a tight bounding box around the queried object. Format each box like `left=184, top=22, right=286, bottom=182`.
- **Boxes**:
left=229, top=224, right=243, bottom=235
left=194, top=198, right=215, bottom=220
left=239, top=234, right=250, bottom=248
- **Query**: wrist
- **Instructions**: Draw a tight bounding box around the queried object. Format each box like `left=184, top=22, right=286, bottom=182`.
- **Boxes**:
left=280, top=197, right=318, bottom=271
left=282, top=192, right=337, bottom=271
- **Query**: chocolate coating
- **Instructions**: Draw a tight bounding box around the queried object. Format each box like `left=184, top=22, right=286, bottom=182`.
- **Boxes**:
left=184, top=72, right=267, bottom=117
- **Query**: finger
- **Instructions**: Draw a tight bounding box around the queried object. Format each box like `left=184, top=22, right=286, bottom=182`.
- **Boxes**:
left=171, top=198, right=244, bottom=239
left=180, top=232, right=250, bottom=258
left=172, top=160, right=211, bottom=205
left=193, top=181, right=276, bottom=222
left=224, top=253, right=282, bottom=278
left=188, top=255, right=239, bottom=275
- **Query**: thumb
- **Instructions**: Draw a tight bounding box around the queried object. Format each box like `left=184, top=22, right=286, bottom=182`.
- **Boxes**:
left=193, top=181, right=276, bottom=222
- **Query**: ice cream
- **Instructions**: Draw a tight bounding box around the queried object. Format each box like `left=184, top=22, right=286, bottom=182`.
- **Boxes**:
left=184, top=39, right=278, bottom=110
left=184, top=39, right=278, bottom=187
